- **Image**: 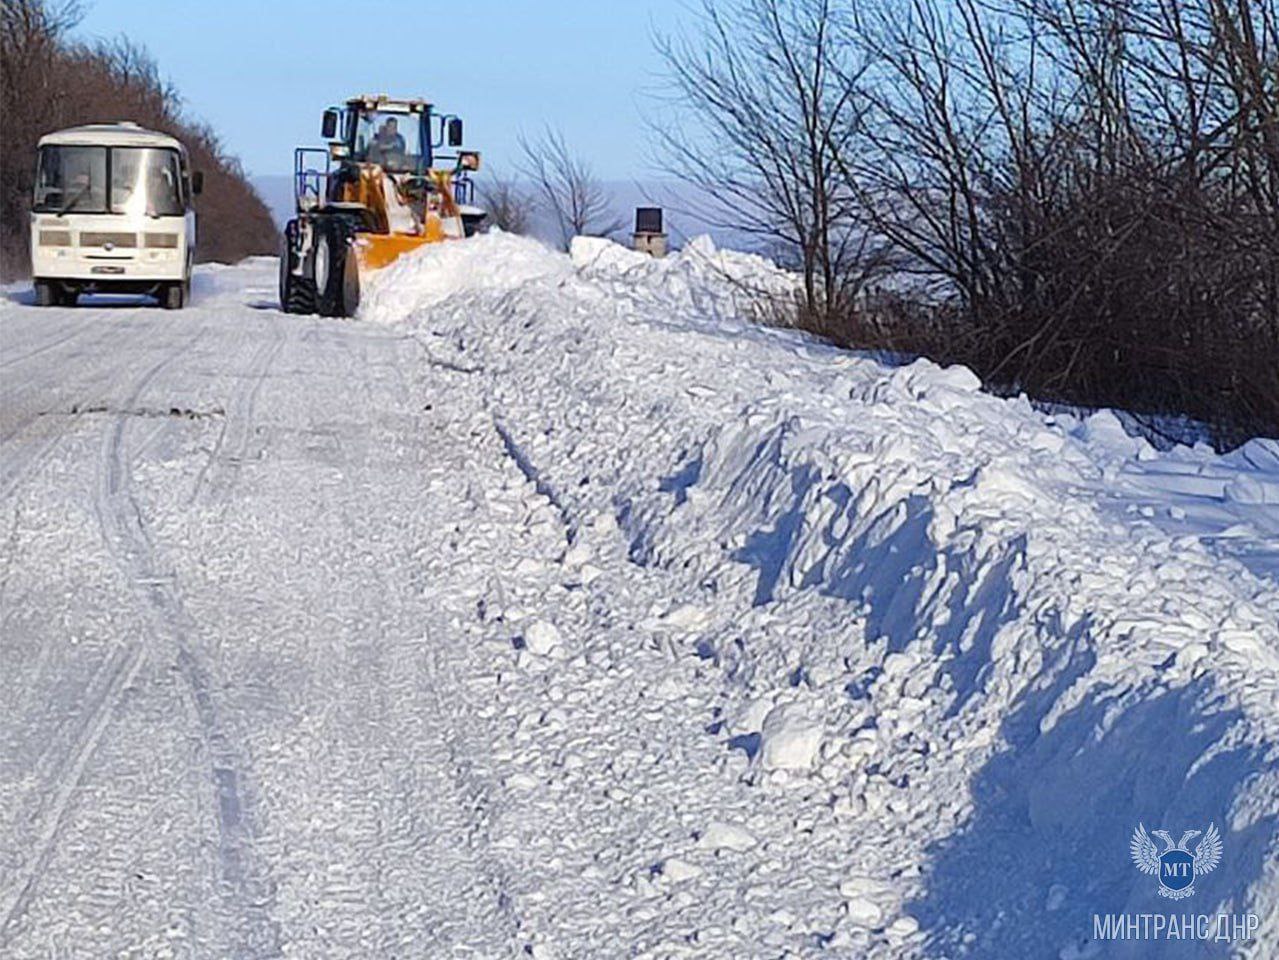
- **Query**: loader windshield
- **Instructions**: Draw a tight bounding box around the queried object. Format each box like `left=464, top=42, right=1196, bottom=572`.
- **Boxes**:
left=353, top=111, right=423, bottom=173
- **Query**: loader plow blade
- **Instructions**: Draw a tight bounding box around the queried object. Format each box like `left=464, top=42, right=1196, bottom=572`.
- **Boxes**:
left=356, top=234, right=433, bottom=272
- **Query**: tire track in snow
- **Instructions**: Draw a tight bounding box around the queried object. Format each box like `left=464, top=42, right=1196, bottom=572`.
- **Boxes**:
left=422, top=639, right=525, bottom=950
left=243, top=322, right=522, bottom=953
left=0, top=320, right=137, bottom=502
left=385, top=341, right=526, bottom=951
left=0, top=643, right=145, bottom=941
left=91, top=329, right=281, bottom=957
left=0, top=420, right=76, bottom=504
left=0, top=312, right=97, bottom=371
left=191, top=314, right=286, bottom=508
left=0, top=331, right=194, bottom=944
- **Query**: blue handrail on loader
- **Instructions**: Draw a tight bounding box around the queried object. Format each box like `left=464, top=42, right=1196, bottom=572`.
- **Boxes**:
left=294, top=147, right=331, bottom=210
left=295, top=144, right=475, bottom=209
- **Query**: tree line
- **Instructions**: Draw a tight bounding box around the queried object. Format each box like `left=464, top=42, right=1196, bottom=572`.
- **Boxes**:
left=0, top=0, right=277, bottom=280
left=655, top=0, right=1279, bottom=445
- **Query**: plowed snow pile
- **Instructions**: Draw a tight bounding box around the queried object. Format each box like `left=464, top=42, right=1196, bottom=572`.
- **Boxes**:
left=366, top=232, right=1279, bottom=958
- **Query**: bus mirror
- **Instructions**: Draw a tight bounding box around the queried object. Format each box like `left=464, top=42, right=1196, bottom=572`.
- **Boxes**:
left=447, top=117, right=463, bottom=147
left=459, top=151, right=481, bottom=172
left=322, top=109, right=339, bottom=140
left=192, top=171, right=204, bottom=195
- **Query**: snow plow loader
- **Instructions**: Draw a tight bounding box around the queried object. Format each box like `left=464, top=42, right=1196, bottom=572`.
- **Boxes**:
left=280, top=94, right=484, bottom=317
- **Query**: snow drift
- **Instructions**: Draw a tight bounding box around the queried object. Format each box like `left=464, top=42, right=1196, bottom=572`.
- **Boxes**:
left=364, top=232, right=1279, bottom=957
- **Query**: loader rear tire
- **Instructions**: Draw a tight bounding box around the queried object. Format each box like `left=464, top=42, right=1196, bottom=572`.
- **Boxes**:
left=315, top=218, right=360, bottom=318
left=280, top=221, right=317, bottom=315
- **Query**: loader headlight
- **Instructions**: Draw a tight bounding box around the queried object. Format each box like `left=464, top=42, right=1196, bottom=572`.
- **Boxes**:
left=143, top=232, right=180, bottom=249
left=39, top=230, right=72, bottom=247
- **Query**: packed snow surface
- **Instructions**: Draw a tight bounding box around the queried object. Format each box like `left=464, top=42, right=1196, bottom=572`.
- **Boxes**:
left=1, top=233, right=1277, bottom=958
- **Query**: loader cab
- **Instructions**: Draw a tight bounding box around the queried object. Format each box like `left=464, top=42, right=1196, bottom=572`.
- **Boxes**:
left=350, top=108, right=426, bottom=174
left=324, top=97, right=431, bottom=175
left=321, top=96, right=467, bottom=176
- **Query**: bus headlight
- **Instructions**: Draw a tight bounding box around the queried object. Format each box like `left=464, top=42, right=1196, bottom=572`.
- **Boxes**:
left=38, top=230, right=72, bottom=247
left=143, top=232, right=180, bottom=249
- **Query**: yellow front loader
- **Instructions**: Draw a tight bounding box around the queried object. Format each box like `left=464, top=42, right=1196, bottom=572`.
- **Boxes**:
left=280, top=94, right=484, bottom=317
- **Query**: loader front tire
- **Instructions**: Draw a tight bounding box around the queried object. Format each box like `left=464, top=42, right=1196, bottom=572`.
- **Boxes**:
left=280, top=220, right=317, bottom=315
left=315, top=219, right=360, bottom=318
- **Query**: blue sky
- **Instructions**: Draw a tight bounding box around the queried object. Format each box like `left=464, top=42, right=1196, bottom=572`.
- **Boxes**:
left=72, top=0, right=692, bottom=179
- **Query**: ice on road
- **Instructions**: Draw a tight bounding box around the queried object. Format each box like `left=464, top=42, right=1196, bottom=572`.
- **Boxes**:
left=1, top=237, right=1277, bottom=958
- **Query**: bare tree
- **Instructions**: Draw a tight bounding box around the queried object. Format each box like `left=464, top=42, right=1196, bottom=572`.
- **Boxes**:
left=0, top=0, right=83, bottom=275
left=652, top=0, right=894, bottom=328
left=518, top=127, right=624, bottom=250
left=817, top=0, right=1277, bottom=441
left=477, top=170, right=532, bottom=235
left=651, top=0, right=1276, bottom=442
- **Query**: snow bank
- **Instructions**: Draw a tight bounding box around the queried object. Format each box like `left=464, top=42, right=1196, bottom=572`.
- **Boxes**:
left=366, top=232, right=1279, bottom=957
left=360, top=230, right=576, bottom=325
left=570, top=234, right=801, bottom=325
left=361, top=231, right=800, bottom=330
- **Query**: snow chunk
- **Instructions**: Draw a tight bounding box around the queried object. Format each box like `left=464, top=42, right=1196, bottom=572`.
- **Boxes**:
left=886, top=915, right=920, bottom=940
left=522, top=620, right=563, bottom=656
left=658, top=603, right=711, bottom=630
left=697, top=821, right=757, bottom=852
left=659, top=857, right=703, bottom=882
left=1224, top=474, right=1279, bottom=505
left=842, top=897, right=884, bottom=928
left=757, top=702, right=823, bottom=772
left=570, top=235, right=650, bottom=272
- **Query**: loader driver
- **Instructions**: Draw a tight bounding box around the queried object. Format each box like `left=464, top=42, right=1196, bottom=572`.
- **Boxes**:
left=367, top=117, right=407, bottom=168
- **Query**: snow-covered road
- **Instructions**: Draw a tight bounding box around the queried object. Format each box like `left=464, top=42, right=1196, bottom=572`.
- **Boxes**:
left=1, top=264, right=531, bottom=955
left=1, top=239, right=1277, bottom=958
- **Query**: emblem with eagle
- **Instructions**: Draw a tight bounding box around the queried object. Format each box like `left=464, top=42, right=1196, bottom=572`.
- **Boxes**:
left=1131, top=822, right=1222, bottom=899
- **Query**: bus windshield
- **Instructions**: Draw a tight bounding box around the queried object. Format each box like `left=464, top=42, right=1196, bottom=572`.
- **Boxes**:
left=33, top=145, right=107, bottom=214
left=34, top=145, right=184, bottom=216
left=111, top=148, right=184, bottom=216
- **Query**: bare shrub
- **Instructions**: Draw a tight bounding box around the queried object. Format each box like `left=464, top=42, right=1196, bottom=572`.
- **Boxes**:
left=518, top=127, right=624, bottom=250
left=477, top=171, right=532, bottom=235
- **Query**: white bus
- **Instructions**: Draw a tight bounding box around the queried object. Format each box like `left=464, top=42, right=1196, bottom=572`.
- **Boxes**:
left=30, top=122, right=202, bottom=309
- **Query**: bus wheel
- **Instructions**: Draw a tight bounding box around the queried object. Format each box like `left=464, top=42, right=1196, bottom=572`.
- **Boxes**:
left=161, top=282, right=185, bottom=310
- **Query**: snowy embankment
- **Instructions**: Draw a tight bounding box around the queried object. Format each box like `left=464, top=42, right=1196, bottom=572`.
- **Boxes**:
left=366, top=233, right=1279, bottom=957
